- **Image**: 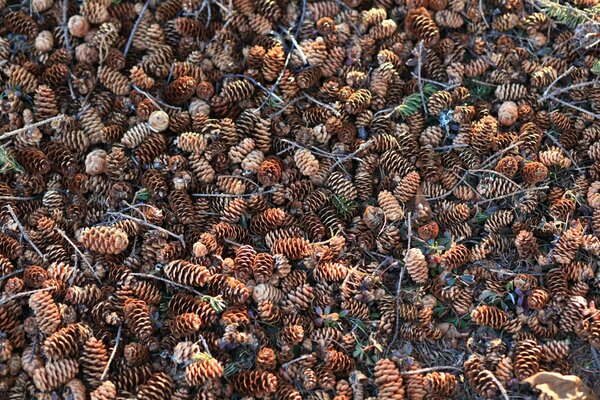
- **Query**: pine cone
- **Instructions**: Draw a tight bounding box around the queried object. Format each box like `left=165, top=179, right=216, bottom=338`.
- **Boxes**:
left=77, top=226, right=129, bottom=254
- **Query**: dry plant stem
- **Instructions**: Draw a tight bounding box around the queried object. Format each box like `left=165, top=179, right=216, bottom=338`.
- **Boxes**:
left=386, top=213, right=411, bottom=355
left=544, top=132, right=583, bottom=172
left=282, top=354, right=314, bottom=369
left=192, top=189, right=277, bottom=198
left=101, top=324, right=122, bottom=381
left=548, top=95, right=600, bottom=120
left=474, top=186, right=549, bottom=206
left=538, top=66, right=575, bottom=103
left=400, top=365, right=463, bottom=375
left=53, top=227, right=100, bottom=283
left=0, top=286, right=56, bottom=306
left=479, top=0, right=490, bottom=28
left=0, top=268, right=24, bottom=281
left=283, top=28, right=308, bottom=65
left=481, top=141, right=523, bottom=169
left=107, top=212, right=185, bottom=244
left=489, top=372, right=510, bottom=400
left=302, top=93, right=341, bottom=116
left=258, top=44, right=294, bottom=110
left=5, top=205, right=46, bottom=261
left=123, top=0, right=151, bottom=57
left=197, top=334, right=213, bottom=357
left=467, top=169, right=522, bottom=189
left=416, top=41, right=427, bottom=115
left=226, top=75, right=285, bottom=106
left=0, top=115, right=64, bottom=141
left=62, top=0, right=73, bottom=55
left=131, top=273, right=205, bottom=297
left=132, top=85, right=182, bottom=111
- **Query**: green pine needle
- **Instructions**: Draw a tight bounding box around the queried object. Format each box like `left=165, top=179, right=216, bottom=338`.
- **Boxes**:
left=538, top=0, right=600, bottom=29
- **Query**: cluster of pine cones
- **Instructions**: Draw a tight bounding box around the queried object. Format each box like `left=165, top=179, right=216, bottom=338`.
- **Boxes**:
left=0, top=0, right=600, bottom=398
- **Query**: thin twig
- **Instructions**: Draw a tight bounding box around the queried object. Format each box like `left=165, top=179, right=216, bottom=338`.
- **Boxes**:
left=0, top=115, right=64, bottom=141
left=101, top=324, right=122, bottom=381
left=281, top=27, right=308, bottom=65
left=197, top=334, right=213, bottom=357
left=0, top=268, right=24, bottom=281
left=415, top=41, right=427, bottom=115
left=54, top=227, right=100, bottom=283
left=547, top=95, right=600, bottom=120
left=302, top=93, right=341, bottom=116
left=0, top=196, right=37, bottom=201
left=107, top=212, right=185, bottom=244
left=123, top=0, right=151, bottom=57
left=294, top=0, right=307, bottom=39
left=192, top=189, right=277, bottom=198
left=489, top=372, right=510, bottom=400
left=131, top=273, right=205, bottom=296
left=474, top=186, right=550, bottom=206
left=5, top=205, right=45, bottom=262
left=400, top=366, right=463, bottom=375
left=62, top=0, right=71, bottom=53
left=481, top=141, right=523, bottom=169
left=544, top=132, right=583, bottom=173
left=538, top=66, right=575, bottom=103
left=226, top=74, right=285, bottom=105
left=479, top=0, right=490, bottom=28
left=131, top=85, right=182, bottom=111
left=0, top=286, right=57, bottom=306
left=258, top=42, right=295, bottom=110
left=282, top=354, right=314, bottom=369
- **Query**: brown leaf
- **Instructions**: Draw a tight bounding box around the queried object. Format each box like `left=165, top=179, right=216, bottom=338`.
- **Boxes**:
left=523, top=372, right=599, bottom=400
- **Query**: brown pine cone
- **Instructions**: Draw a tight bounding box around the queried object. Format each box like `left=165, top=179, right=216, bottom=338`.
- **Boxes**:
left=185, top=356, right=223, bottom=385
left=77, top=226, right=129, bottom=254
left=123, top=298, right=153, bottom=340
left=514, top=339, right=542, bottom=381
left=163, top=260, right=211, bottom=287
left=233, top=370, right=278, bottom=397
left=470, top=305, right=508, bottom=330
left=165, top=76, right=197, bottom=105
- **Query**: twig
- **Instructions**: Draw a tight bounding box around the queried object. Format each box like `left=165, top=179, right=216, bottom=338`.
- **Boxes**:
left=302, top=93, right=341, bottom=116
left=282, top=354, right=314, bottom=369
left=294, top=0, right=307, bottom=39
left=400, top=366, right=463, bottom=375
left=0, top=115, right=65, bottom=141
left=0, top=286, right=57, bottom=306
left=415, top=41, right=428, bottom=115
left=123, top=0, right=151, bottom=57
left=0, top=268, right=24, bottom=281
left=544, top=132, right=583, bottom=173
left=479, top=0, right=490, bottom=28
left=101, top=324, right=122, bottom=381
left=538, top=66, right=575, bottom=103
left=281, top=27, right=308, bottom=65
left=5, top=205, right=45, bottom=262
left=489, top=372, right=510, bottom=400
left=131, top=85, right=182, bottom=111
left=544, top=80, right=599, bottom=99
left=427, top=171, right=468, bottom=201
left=197, top=334, right=213, bottom=357
left=466, top=169, right=522, bottom=189
left=591, top=345, right=600, bottom=370
left=131, top=273, right=205, bottom=296
left=54, top=227, right=100, bottom=283
left=481, top=141, right=523, bottom=169
left=226, top=75, right=285, bottom=105
left=474, top=186, right=550, bottom=206
left=62, top=0, right=71, bottom=53
left=258, top=41, right=295, bottom=110
left=0, top=196, right=37, bottom=201
left=107, top=212, right=185, bottom=244
left=193, top=189, right=277, bottom=198
left=547, top=95, right=600, bottom=120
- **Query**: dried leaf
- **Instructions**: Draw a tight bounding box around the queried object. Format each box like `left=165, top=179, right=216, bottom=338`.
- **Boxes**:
left=523, top=372, right=599, bottom=400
